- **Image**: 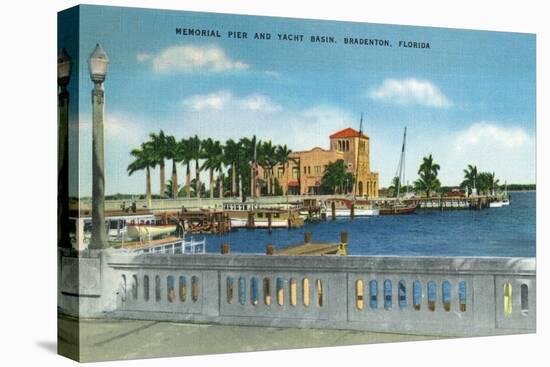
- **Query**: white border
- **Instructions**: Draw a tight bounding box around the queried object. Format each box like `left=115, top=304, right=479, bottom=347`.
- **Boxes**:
left=1, top=1, right=546, bottom=366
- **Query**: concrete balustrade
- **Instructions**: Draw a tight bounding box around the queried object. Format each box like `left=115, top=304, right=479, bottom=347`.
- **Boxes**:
left=58, top=249, right=535, bottom=337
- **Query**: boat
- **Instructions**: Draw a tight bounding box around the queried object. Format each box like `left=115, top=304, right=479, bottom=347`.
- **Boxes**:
left=378, top=201, right=416, bottom=215
left=489, top=182, right=511, bottom=208
left=325, top=197, right=379, bottom=217
left=377, top=127, right=417, bottom=215
left=222, top=202, right=305, bottom=228
left=119, top=234, right=206, bottom=255
left=126, top=223, right=178, bottom=239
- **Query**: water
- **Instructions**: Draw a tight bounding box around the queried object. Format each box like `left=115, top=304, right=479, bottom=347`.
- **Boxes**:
left=198, top=191, right=535, bottom=257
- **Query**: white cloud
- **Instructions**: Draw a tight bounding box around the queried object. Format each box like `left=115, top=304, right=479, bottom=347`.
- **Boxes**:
left=138, top=45, right=249, bottom=73
left=453, top=122, right=530, bottom=152
left=369, top=78, right=451, bottom=108
left=182, top=90, right=281, bottom=113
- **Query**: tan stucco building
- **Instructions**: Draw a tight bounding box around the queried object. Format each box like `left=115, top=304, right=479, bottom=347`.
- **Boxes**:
left=265, top=127, right=379, bottom=197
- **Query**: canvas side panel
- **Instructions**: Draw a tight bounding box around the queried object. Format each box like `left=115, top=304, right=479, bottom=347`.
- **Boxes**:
left=57, top=5, right=81, bottom=362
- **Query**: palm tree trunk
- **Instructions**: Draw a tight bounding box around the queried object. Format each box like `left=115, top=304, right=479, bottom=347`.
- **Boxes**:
left=232, top=162, right=236, bottom=196
left=239, top=174, right=243, bottom=201
left=209, top=168, right=214, bottom=199
left=195, top=160, right=200, bottom=198
left=171, top=160, right=178, bottom=199
left=146, top=165, right=152, bottom=208
left=160, top=160, right=165, bottom=198
left=186, top=163, right=191, bottom=198
left=219, top=173, right=224, bottom=198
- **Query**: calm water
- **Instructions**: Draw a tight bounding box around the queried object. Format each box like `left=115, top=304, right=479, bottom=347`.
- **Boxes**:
left=199, top=191, right=535, bottom=257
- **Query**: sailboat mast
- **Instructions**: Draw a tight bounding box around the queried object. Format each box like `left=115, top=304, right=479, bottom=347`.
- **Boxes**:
left=396, top=127, right=407, bottom=198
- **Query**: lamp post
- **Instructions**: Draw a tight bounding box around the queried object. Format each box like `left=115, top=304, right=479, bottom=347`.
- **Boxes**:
left=58, top=48, right=71, bottom=248
left=89, top=44, right=109, bottom=249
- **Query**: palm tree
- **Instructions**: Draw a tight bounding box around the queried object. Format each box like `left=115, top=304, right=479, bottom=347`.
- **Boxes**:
left=148, top=130, right=168, bottom=198
left=201, top=138, right=224, bottom=199
left=239, top=136, right=258, bottom=198
left=477, top=171, right=499, bottom=195
left=165, top=135, right=182, bottom=199
left=260, top=141, right=278, bottom=195
left=224, top=139, right=240, bottom=196
left=461, top=164, right=478, bottom=194
left=164, top=179, right=182, bottom=198
left=187, top=135, right=202, bottom=198
left=414, top=154, right=441, bottom=197
left=178, top=138, right=193, bottom=198
left=320, top=160, right=350, bottom=194
left=127, top=142, right=156, bottom=206
left=275, top=144, right=294, bottom=197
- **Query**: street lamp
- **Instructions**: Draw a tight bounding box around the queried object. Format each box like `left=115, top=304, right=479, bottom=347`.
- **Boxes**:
left=89, top=44, right=109, bottom=249
left=58, top=48, right=71, bottom=248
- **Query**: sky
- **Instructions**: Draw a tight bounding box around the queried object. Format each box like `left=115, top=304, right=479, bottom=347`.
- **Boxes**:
left=61, top=5, right=536, bottom=197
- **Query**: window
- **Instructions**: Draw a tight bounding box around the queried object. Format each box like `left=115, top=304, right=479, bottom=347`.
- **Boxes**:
left=292, top=167, right=299, bottom=179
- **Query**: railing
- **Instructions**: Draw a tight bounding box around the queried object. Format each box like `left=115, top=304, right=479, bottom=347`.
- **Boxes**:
left=58, top=250, right=535, bottom=337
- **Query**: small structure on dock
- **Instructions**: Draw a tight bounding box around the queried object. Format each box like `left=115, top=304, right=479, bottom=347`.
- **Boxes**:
left=271, top=232, right=348, bottom=256
left=166, top=208, right=231, bottom=234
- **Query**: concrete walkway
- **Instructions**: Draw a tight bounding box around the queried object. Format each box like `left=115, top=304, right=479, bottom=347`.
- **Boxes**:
left=58, top=314, right=441, bottom=362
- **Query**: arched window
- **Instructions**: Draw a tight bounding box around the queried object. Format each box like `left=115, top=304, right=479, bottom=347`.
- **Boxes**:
left=132, top=275, right=138, bottom=300
left=316, top=279, right=323, bottom=307
left=155, top=275, right=161, bottom=302
left=277, top=277, right=284, bottom=306
left=504, top=283, right=513, bottom=316
left=521, top=284, right=528, bottom=315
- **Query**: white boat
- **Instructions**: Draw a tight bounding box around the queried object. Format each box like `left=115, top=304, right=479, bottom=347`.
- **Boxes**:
left=326, top=198, right=379, bottom=217
left=126, top=224, right=177, bottom=239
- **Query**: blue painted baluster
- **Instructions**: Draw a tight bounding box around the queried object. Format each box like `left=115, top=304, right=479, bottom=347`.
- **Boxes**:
left=384, top=280, right=392, bottom=310
left=251, top=277, right=259, bottom=305
left=413, top=280, right=422, bottom=310
left=442, top=280, right=451, bottom=311
left=428, top=281, right=436, bottom=311
left=458, top=281, right=467, bottom=312
left=239, top=277, right=246, bottom=305
left=398, top=280, right=407, bottom=309
left=369, top=280, right=378, bottom=309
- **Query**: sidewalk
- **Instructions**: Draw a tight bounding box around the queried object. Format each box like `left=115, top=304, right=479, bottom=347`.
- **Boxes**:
left=58, top=314, right=441, bottom=362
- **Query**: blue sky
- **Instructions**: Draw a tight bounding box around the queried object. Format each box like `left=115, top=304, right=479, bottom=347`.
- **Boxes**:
left=63, top=5, right=536, bottom=196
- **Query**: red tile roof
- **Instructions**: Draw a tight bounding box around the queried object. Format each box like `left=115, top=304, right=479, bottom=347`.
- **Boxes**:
left=329, top=128, right=367, bottom=139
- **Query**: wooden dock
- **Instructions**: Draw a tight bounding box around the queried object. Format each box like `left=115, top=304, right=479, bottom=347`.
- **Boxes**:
left=272, top=232, right=348, bottom=256
left=158, top=209, right=231, bottom=234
